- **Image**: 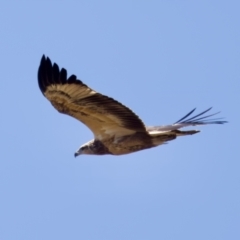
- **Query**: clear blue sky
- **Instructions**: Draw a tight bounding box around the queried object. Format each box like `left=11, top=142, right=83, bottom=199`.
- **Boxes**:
left=1, top=1, right=239, bottom=240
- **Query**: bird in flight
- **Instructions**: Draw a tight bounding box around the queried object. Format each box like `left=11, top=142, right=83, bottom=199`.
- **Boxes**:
left=38, top=55, right=227, bottom=157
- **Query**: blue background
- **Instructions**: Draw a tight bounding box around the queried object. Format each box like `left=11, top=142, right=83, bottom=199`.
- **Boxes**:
left=1, top=1, right=239, bottom=239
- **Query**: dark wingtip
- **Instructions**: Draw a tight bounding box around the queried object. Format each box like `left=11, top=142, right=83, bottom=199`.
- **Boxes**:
left=38, top=55, right=65, bottom=95
left=38, top=54, right=48, bottom=94
left=38, top=55, right=84, bottom=95
left=175, top=107, right=227, bottom=125
left=175, top=108, right=196, bottom=124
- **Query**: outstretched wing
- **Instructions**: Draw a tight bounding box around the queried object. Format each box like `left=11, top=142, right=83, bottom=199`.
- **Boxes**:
left=146, top=108, right=227, bottom=132
left=38, top=55, right=146, bottom=139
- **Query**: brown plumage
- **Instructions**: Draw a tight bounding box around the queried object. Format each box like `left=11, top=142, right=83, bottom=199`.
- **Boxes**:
left=38, top=55, right=227, bottom=157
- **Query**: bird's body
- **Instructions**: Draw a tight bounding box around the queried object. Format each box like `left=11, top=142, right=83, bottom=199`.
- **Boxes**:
left=38, top=55, right=226, bottom=157
left=82, top=132, right=167, bottom=156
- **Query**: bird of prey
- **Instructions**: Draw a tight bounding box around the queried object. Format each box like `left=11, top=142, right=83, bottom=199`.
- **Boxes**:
left=38, top=55, right=226, bottom=157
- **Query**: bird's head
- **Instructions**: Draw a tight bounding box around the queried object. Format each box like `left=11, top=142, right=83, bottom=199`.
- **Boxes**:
left=74, top=142, right=94, bottom=157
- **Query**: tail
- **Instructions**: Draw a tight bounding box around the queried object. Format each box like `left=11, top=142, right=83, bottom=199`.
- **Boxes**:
left=147, top=107, right=227, bottom=145
left=149, top=129, right=200, bottom=146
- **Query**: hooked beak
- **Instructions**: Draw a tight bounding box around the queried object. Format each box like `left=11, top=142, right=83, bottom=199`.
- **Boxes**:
left=74, top=150, right=82, bottom=157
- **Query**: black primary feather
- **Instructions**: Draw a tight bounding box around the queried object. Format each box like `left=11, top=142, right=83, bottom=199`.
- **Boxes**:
left=174, top=108, right=227, bottom=125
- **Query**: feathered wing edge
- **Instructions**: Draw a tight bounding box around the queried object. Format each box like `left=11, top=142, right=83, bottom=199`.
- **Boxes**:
left=147, top=107, right=227, bottom=132
left=38, top=55, right=147, bottom=136
left=174, top=107, right=226, bottom=124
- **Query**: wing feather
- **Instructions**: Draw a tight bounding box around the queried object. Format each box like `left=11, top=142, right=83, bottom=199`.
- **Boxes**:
left=146, top=108, right=227, bottom=132
left=38, top=55, right=146, bottom=139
